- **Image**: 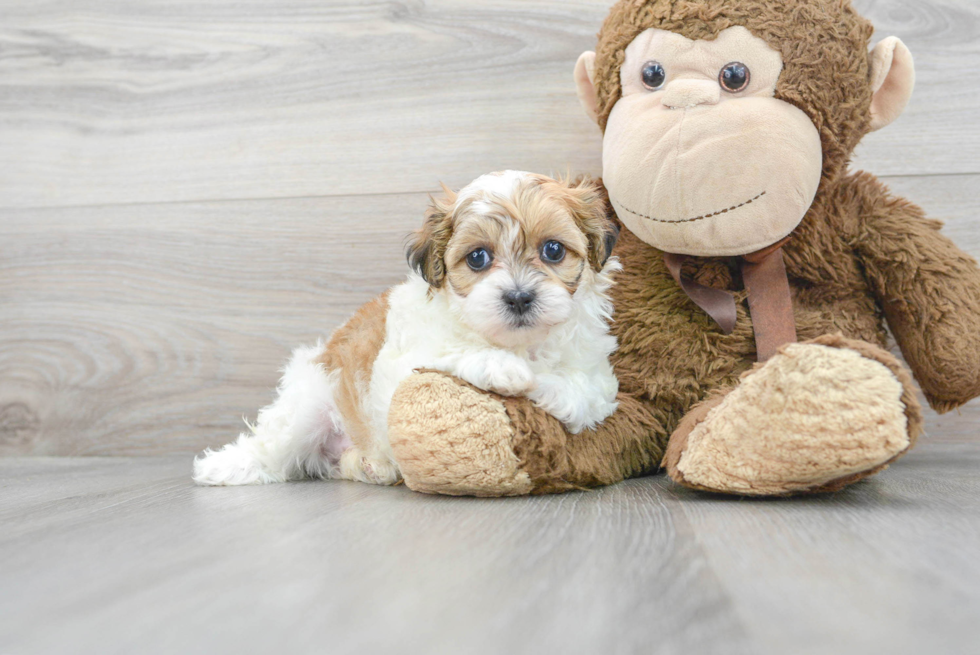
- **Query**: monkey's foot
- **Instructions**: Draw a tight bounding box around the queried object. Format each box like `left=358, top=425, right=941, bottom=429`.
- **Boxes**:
left=663, top=335, right=922, bottom=496
left=388, top=372, right=533, bottom=497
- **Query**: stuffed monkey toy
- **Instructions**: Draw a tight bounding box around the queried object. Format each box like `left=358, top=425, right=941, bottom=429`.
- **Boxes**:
left=385, top=0, right=980, bottom=496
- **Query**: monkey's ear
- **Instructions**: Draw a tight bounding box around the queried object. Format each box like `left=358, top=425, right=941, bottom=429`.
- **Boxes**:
left=574, top=51, right=599, bottom=125
left=406, top=186, right=456, bottom=288
left=868, top=37, right=915, bottom=132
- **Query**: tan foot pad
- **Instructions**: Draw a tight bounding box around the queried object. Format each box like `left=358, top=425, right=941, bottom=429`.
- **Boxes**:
left=388, top=372, right=533, bottom=497
left=675, top=343, right=911, bottom=496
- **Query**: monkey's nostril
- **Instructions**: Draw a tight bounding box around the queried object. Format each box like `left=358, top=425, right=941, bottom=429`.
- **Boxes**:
left=503, top=290, right=536, bottom=316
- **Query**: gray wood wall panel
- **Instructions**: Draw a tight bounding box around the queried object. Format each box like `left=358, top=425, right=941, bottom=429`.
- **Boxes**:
left=1, top=0, right=978, bottom=456
left=0, top=0, right=977, bottom=209
left=1, top=193, right=430, bottom=455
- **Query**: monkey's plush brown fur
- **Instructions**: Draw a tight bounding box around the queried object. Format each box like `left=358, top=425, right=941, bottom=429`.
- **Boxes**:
left=385, top=0, right=980, bottom=496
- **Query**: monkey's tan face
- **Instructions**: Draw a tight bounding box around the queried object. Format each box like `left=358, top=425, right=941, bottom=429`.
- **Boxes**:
left=600, top=26, right=823, bottom=257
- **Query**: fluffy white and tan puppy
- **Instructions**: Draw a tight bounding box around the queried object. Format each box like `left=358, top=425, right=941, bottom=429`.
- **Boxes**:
left=194, top=171, right=621, bottom=487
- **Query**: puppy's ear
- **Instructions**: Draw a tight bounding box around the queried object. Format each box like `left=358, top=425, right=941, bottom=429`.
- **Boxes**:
left=406, top=184, right=456, bottom=287
left=603, top=221, right=620, bottom=264
left=564, top=176, right=618, bottom=271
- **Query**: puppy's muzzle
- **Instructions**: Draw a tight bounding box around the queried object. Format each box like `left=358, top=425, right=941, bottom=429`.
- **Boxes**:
left=503, top=289, right=536, bottom=318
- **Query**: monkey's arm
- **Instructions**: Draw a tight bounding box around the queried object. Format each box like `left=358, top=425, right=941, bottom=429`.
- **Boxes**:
left=388, top=371, right=667, bottom=495
left=502, top=391, right=665, bottom=492
left=849, top=172, right=980, bottom=412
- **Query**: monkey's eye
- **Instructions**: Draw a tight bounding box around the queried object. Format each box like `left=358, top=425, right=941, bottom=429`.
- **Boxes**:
left=541, top=240, right=566, bottom=264
left=466, top=248, right=492, bottom=272
left=719, top=62, right=750, bottom=93
left=641, top=61, right=666, bottom=91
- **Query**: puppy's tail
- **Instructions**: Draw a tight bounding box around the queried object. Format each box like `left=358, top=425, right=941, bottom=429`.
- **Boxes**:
left=192, top=434, right=283, bottom=486
left=193, top=343, right=350, bottom=486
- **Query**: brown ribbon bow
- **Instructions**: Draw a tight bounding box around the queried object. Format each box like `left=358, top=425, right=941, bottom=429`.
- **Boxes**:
left=664, top=238, right=797, bottom=362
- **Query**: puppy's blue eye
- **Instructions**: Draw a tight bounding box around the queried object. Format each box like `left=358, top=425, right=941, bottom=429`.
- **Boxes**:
left=541, top=240, right=565, bottom=263
left=466, top=248, right=492, bottom=271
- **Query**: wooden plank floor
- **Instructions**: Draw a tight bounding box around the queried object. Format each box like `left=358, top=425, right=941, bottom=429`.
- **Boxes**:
left=2, top=448, right=979, bottom=655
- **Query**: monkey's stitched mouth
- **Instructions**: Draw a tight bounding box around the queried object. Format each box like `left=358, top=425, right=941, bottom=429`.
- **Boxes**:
left=613, top=191, right=767, bottom=225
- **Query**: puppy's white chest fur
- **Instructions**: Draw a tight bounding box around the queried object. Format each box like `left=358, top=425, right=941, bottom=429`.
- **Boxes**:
left=363, top=275, right=477, bottom=460
left=368, top=267, right=620, bottom=464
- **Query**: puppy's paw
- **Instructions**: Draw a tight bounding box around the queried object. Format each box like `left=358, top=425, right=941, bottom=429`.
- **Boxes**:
left=486, top=358, right=536, bottom=396
left=528, top=374, right=618, bottom=434
left=532, top=399, right=585, bottom=434
left=339, top=449, right=401, bottom=486
left=193, top=440, right=281, bottom=486
left=461, top=351, right=535, bottom=396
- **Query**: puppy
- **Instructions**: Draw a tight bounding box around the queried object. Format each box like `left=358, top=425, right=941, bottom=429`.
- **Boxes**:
left=193, top=171, right=621, bottom=486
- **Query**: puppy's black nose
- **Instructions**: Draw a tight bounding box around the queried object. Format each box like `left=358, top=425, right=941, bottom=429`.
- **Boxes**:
left=503, top=289, right=536, bottom=316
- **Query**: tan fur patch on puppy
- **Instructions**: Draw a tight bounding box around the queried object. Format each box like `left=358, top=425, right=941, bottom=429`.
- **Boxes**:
left=315, top=291, right=391, bottom=453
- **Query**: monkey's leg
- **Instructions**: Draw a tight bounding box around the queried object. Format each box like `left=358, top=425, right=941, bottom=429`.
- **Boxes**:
left=662, top=335, right=923, bottom=496
left=387, top=372, right=666, bottom=496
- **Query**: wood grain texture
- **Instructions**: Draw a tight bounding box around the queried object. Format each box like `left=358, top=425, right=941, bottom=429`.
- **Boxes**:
left=0, top=0, right=978, bottom=209
left=1, top=0, right=979, bottom=456
left=0, top=193, right=431, bottom=455
left=1, top=448, right=978, bottom=654
left=0, top=0, right=608, bottom=208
